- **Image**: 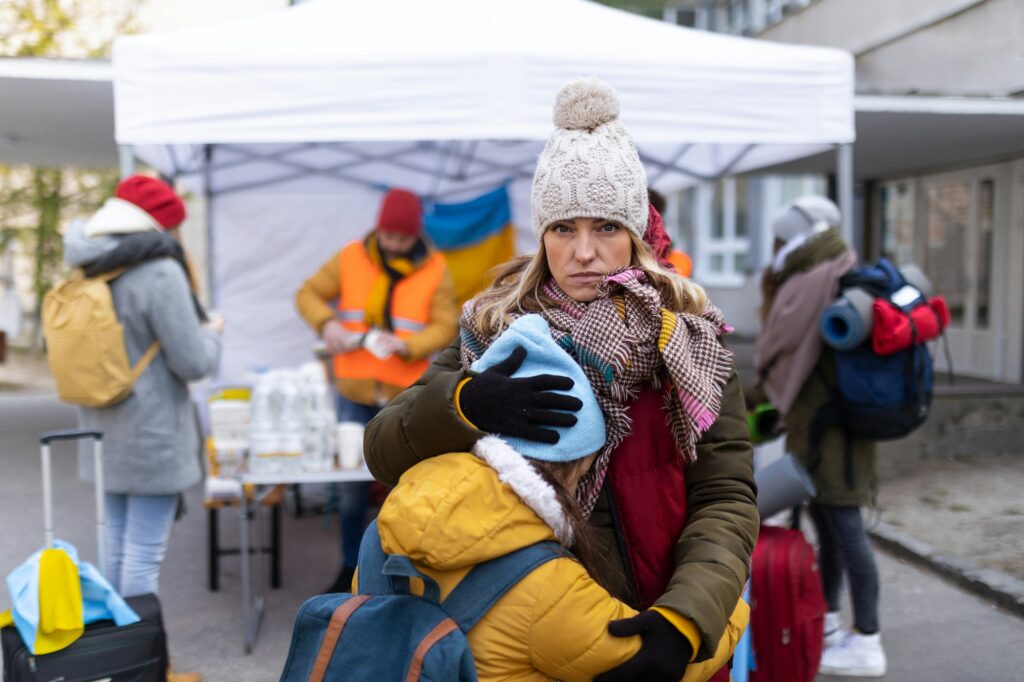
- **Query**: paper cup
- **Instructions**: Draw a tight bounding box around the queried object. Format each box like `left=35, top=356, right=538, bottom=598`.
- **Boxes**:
left=337, top=422, right=365, bottom=470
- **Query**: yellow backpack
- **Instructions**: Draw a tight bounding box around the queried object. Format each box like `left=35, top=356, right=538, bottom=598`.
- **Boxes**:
left=42, top=268, right=159, bottom=407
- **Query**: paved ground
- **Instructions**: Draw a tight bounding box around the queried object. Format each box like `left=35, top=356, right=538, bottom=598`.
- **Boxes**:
left=878, top=455, right=1024, bottom=581
left=1, top=393, right=1023, bottom=681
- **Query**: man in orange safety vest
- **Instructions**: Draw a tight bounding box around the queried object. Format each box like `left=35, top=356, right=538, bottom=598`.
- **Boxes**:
left=296, top=188, right=458, bottom=592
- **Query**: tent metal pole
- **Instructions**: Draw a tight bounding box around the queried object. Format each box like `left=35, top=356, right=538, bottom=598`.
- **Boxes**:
left=118, top=146, right=135, bottom=179
left=434, top=177, right=513, bottom=202
left=649, top=144, right=693, bottom=184
left=711, top=144, right=755, bottom=183
left=836, top=142, right=855, bottom=249
left=638, top=151, right=716, bottom=183
left=204, top=144, right=216, bottom=309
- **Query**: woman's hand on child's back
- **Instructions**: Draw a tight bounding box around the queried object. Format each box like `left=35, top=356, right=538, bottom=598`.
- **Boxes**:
left=595, top=610, right=692, bottom=682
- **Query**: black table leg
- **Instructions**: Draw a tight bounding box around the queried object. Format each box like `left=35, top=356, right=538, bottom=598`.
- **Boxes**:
left=271, top=503, right=282, bottom=589
left=208, top=507, right=219, bottom=592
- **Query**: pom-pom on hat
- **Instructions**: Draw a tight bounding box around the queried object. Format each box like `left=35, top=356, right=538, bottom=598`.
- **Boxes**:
left=376, top=188, right=423, bottom=236
left=471, top=315, right=606, bottom=463
left=114, top=175, right=186, bottom=230
left=531, top=78, right=648, bottom=240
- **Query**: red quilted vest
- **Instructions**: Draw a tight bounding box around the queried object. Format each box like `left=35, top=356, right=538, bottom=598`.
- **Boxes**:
left=607, top=386, right=689, bottom=609
left=608, top=386, right=731, bottom=682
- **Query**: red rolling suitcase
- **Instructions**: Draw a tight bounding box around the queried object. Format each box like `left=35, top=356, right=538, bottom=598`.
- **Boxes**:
left=1, top=430, right=168, bottom=682
left=749, top=525, right=826, bottom=682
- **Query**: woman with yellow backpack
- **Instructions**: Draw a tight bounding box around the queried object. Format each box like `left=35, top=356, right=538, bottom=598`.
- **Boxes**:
left=51, top=176, right=221, bottom=682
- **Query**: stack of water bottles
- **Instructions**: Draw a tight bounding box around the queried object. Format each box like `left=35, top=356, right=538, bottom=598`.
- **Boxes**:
left=248, top=363, right=337, bottom=475
left=208, top=388, right=252, bottom=477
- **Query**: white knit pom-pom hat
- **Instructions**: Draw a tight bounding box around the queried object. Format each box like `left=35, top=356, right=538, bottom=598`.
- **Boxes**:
left=531, top=77, right=649, bottom=240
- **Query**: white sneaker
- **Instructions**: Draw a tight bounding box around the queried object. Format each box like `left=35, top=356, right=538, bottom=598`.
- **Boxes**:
left=824, top=611, right=845, bottom=649
left=818, top=631, right=887, bottom=677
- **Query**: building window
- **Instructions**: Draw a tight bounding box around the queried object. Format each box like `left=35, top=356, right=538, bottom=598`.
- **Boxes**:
left=925, top=182, right=971, bottom=326
left=689, top=0, right=821, bottom=36
left=680, top=173, right=825, bottom=287
left=879, top=179, right=916, bottom=266
left=693, top=177, right=752, bottom=287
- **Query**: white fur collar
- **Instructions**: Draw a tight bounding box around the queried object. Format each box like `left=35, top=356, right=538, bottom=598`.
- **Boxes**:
left=85, top=197, right=162, bottom=238
left=472, top=436, right=571, bottom=545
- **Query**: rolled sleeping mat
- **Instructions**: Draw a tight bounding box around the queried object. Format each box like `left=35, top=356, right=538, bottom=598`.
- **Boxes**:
left=898, top=264, right=934, bottom=299
left=819, top=287, right=874, bottom=350
left=755, top=453, right=817, bottom=519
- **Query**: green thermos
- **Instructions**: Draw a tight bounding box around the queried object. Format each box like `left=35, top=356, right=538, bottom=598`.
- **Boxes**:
left=747, top=403, right=782, bottom=443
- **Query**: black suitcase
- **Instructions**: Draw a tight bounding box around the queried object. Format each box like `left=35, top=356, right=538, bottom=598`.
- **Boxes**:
left=0, top=430, right=169, bottom=681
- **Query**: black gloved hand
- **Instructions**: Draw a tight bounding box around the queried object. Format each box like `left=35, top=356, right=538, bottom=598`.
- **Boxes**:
left=458, top=346, right=582, bottom=444
left=594, top=610, right=692, bottom=682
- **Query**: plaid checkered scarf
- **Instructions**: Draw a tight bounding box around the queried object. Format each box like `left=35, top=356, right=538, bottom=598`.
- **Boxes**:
left=460, top=268, right=734, bottom=516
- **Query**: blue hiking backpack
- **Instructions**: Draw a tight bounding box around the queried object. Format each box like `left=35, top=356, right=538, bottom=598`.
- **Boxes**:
left=810, top=259, right=936, bottom=488
left=280, top=521, right=563, bottom=682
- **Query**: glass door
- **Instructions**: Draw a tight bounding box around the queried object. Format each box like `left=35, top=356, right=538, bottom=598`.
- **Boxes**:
left=920, top=167, right=1004, bottom=380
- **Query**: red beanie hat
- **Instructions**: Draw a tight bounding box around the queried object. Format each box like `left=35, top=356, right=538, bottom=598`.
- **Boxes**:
left=376, top=188, right=422, bottom=236
left=115, top=175, right=186, bottom=230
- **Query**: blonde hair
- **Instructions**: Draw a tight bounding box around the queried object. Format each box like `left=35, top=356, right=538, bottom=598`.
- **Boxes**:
left=470, top=230, right=708, bottom=338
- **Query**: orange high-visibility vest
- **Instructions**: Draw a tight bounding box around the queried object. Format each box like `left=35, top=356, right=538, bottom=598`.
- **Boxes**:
left=668, top=250, right=693, bottom=279
left=333, top=241, right=447, bottom=389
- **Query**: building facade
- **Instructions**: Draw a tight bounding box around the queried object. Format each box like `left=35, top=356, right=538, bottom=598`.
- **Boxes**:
left=665, top=0, right=1024, bottom=383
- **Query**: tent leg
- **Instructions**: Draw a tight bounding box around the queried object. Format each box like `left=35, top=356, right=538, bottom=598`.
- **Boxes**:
left=836, top=143, right=855, bottom=250
left=118, top=146, right=135, bottom=179
left=204, top=144, right=216, bottom=310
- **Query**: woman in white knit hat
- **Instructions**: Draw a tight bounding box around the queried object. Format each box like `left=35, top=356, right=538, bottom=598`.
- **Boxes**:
left=365, top=78, right=756, bottom=682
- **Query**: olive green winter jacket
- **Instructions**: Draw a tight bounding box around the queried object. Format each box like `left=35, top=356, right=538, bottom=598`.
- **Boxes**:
left=784, top=350, right=879, bottom=508
left=364, top=339, right=759, bottom=662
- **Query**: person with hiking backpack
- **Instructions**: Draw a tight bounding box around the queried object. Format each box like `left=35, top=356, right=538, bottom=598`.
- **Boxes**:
left=54, top=176, right=221, bottom=682
left=752, top=196, right=887, bottom=678
left=282, top=315, right=745, bottom=681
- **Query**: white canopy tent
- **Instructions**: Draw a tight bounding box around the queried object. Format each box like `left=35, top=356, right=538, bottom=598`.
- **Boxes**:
left=112, top=0, right=854, bottom=381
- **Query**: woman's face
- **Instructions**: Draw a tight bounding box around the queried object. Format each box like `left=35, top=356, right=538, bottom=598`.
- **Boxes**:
left=543, top=217, right=633, bottom=302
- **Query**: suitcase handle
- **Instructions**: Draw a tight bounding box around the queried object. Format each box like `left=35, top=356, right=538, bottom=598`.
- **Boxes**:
left=41, top=429, right=106, bottom=577
left=41, top=429, right=103, bottom=445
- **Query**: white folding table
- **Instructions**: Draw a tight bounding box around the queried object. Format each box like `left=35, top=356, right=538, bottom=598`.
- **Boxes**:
left=236, top=468, right=376, bottom=653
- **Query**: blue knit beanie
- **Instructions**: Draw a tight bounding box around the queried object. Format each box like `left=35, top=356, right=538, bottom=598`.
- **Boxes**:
left=471, top=315, right=606, bottom=462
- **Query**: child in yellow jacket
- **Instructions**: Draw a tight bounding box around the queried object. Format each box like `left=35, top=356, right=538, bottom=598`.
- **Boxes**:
left=362, top=315, right=747, bottom=681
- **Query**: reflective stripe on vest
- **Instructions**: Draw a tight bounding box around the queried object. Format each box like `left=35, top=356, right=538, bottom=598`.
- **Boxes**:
left=334, top=240, right=447, bottom=389
left=337, top=309, right=364, bottom=324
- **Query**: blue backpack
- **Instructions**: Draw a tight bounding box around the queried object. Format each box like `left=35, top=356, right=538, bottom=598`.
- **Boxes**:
left=810, top=259, right=935, bottom=488
left=280, top=521, right=563, bottom=682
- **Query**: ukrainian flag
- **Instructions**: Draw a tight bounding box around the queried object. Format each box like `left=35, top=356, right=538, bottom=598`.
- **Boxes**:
left=425, top=186, right=517, bottom=305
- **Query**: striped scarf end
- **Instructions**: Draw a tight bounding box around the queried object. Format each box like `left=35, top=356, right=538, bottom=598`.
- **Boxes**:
left=679, top=391, right=717, bottom=433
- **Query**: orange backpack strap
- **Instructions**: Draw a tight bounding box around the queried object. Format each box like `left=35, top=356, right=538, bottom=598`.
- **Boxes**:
left=309, top=596, right=372, bottom=682
left=129, top=342, right=161, bottom=382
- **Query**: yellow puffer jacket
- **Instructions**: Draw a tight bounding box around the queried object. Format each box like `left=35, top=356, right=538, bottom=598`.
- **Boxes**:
left=369, top=436, right=747, bottom=682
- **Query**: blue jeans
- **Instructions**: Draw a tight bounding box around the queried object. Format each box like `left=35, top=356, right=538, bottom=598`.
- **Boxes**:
left=335, top=395, right=381, bottom=568
left=810, top=503, right=881, bottom=634
left=104, top=493, right=179, bottom=597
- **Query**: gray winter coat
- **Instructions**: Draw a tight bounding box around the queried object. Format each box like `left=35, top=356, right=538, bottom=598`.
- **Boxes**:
left=63, top=222, right=221, bottom=495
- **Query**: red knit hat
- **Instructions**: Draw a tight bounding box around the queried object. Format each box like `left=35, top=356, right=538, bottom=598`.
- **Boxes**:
left=114, top=175, right=186, bottom=230
left=376, top=188, right=422, bottom=236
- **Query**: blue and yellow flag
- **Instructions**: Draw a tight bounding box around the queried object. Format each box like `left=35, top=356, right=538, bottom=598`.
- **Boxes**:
left=425, top=186, right=517, bottom=305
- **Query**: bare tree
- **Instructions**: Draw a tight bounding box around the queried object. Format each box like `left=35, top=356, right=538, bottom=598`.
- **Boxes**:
left=0, top=0, right=135, bottom=349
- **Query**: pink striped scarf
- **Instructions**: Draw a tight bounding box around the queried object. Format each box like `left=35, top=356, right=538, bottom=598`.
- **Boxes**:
left=460, top=268, right=734, bottom=516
